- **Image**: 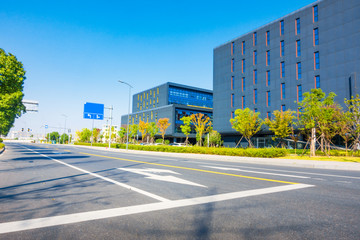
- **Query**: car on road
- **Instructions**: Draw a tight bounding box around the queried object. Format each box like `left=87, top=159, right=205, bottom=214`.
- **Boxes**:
left=169, top=143, right=186, bottom=147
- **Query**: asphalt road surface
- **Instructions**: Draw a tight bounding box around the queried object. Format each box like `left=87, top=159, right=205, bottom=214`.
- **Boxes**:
left=1, top=142, right=360, bottom=239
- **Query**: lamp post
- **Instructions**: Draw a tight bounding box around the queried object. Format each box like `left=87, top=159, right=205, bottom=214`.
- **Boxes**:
left=118, top=80, right=133, bottom=150
left=61, top=114, right=67, bottom=144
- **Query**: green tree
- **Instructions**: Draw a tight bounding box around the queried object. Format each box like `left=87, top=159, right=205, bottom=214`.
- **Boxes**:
left=138, top=120, right=149, bottom=143
left=230, top=108, right=263, bottom=148
left=49, top=132, right=60, bottom=143
left=190, top=113, right=212, bottom=146
left=0, top=48, right=26, bottom=136
left=118, top=127, right=127, bottom=143
left=157, top=118, right=171, bottom=144
left=147, top=122, right=159, bottom=143
left=80, top=128, right=91, bottom=142
left=345, top=94, right=360, bottom=152
left=337, top=110, right=353, bottom=156
left=60, top=133, right=69, bottom=144
left=298, top=89, right=338, bottom=156
left=265, top=110, right=296, bottom=148
left=130, top=124, right=139, bottom=143
left=180, top=116, right=191, bottom=145
left=205, top=130, right=223, bottom=147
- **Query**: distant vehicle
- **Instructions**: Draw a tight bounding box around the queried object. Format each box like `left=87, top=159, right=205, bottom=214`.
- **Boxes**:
left=169, top=143, right=186, bottom=147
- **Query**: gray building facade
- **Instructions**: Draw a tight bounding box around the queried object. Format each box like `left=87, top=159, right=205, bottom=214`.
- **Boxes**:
left=213, top=0, right=360, bottom=147
left=121, top=82, right=213, bottom=142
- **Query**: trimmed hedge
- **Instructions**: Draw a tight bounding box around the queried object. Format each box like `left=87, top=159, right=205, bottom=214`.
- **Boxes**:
left=0, top=143, right=4, bottom=149
left=74, top=142, right=287, bottom=158
left=287, top=149, right=360, bottom=157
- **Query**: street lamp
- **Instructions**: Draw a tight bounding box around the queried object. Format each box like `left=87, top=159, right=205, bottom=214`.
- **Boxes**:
left=61, top=114, right=67, bottom=144
left=118, top=80, right=133, bottom=150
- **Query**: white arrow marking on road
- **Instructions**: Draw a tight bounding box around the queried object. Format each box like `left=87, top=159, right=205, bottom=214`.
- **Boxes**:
left=203, top=166, right=310, bottom=179
left=118, top=168, right=207, bottom=188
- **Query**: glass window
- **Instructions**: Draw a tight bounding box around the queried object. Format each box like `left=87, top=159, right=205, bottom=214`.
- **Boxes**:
left=297, top=62, right=302, bottom=79
left=231, top=111, right=234, bottom=119
left=266, top=70, right=270, bottom=86
left=314, top=28, right=319, bottom=45
left=315, top=75, right=320, bottom=88
left=242, top=77, right=245, bottom=91
left=231, top=58, right=234, bottom=72
left=242, top=96, right=245, bottom=109
left=253, top=32, right=257, bottom=46
left=253, top=69, right=257, bottom=84
left=242, top=41, right=245, bottom=55
left=280, top=40, right=285, bottom=57
left=266, top=50, right=270, bottom=66
left=281, top=61, right=285, bottom=78
left=267, top=91, right=271, bottom=107
left=314, top=52, right=320, bottom=69
left=313, top=5, right=318, bottom=22
left=231, top=76, right=234, bottom=90
left=254, top=108, right=258, bottom=113
left=297, top=85, right=302, bottom=102
left=231, top=42, right=234, bottom=55
left=296, top=40, right=301, bottom=57
left=296, top=18, right=300, bottom=35
left=231, top=93, right=234, bottom=107
left=168, top=86, right=213, bottom=108
left=254, top=89, right=258, bottom=104
left=280, top=20, right=284, bottom=36
left=242, top=59, right=245, bottom=73
left=267, top=112, right=271, bottom=119
left=266, top=31, right=270, bottom=46
left=281, top=104, right=286, bottom=112
left=281, top=83, right=285, bottom=99
left=253, top=50, right=257, bottom=65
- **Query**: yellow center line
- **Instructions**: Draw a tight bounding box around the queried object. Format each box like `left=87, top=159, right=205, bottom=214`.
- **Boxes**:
left=79, top=152, right=299, bottom=185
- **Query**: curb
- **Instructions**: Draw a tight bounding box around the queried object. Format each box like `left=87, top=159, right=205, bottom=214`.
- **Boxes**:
left=67, top=144, right=360, bottom=172
left=0, top=147, right=5, bottom=155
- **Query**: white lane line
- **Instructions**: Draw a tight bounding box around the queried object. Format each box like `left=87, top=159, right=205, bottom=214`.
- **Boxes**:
left=189, top=161, right=360, bottom=180
left=20, top=145, right=169, bottom=202
left=203, top=166, right=309, bottom=179
left=0, top=183, right=314, bottom=234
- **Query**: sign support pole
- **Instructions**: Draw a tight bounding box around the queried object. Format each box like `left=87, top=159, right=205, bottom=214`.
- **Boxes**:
left=108, top=106, right=113, bottom=148
left=91, top=119, right=94, bottom=146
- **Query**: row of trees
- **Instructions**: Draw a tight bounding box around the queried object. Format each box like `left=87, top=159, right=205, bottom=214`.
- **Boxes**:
left=230, top=88, right=360, bottom=156
left=46, top=132, right=70, bottom=144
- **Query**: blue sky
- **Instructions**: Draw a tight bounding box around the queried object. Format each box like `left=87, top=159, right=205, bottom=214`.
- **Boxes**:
left=1, top=0, right=316, bottom=136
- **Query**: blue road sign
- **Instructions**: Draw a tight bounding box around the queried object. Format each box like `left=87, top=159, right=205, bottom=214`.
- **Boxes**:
left=83, top=102, right=104, bottom=120
left=45, top=125, right=48, bottom=129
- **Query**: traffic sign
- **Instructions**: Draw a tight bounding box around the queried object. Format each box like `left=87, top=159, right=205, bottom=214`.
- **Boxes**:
left=83, top=102, right=104, bottom=120
left=45, top=125, right=48, bottom=129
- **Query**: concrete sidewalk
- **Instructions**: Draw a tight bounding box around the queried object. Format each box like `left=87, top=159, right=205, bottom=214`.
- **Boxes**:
left=65, top=144, right=360, bottom=172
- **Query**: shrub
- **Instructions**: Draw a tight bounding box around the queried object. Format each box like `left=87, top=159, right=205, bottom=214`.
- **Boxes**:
left=0, top=138, right=3, bottom=143
left=0, top=143, right=4, bottom=149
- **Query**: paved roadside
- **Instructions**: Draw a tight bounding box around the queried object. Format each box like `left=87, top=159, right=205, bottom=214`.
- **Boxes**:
left=50, top=144, right=360, bottom=171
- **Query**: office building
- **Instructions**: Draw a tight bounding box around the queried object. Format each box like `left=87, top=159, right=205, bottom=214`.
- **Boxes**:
left=121, top=82, right=213, bottom=142
left=213, top=0, right=360, bottom=147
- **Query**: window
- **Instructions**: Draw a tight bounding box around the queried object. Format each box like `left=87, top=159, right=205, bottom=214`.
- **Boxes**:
left=254, top=89, right=258, bottom=104
left=315, top=75, right=320, bottom=88
left=253, top=50, right=257, bottom=65
left=231, top=58, right=234, bottom=72
left=281, top=104, right=286, bottom=112
left=231, top=42, right=234, bottom=55
left=242, top=59, right=245, bottom=73
left=266, top=31, right=270, bottom=46
left=281, top=61, right=285, bottom=78
left=254, top=108, right=258, bottom=113
left=297, top=62, right=302, bottom=79
left=313, top=5, right=318, bottom=22
left=253, top=32, right=257, bottom=46
left=267, top=112, right=271, bottom=119
left=253, top=69, right=257, bottom=84
left=267, top=91, right=271, bottom=107
left=231, top=111, right=234, bottom=119
left=242, top=96, right=245, bottom=109
left=266, top=50, right=270, bottom=66
left=296, top=40, right=301, bottom=57
left=242, top=41, right=245, bottom=55
left=296, top=18, right=300, bottom=35
left=297, top=85, right=303, bottom=102
left=242, top=77, right=245, bottom=91
left=314, top=52, right=320, bottom=69
left=280, top=40, right=285, bottom=57
left=231, top=76, right=234, bottom=90
left=231, top=93, right=234, bottom=107
left=314, top=28, right=319, bottom=45
left=280, top=20, right=284, bottom=36
left=266, top=70, right=270, bottom=86
left=281, top=83, right=285, bottom=99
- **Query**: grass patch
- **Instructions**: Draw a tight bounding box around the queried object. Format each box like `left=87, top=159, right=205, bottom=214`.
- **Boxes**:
left=74, top=142, right=287, bottom=158
left=280, top=155, right=360, bottom=163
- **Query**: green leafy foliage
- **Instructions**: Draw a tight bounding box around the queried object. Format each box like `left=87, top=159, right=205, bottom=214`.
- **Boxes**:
left=0, top=48, right=26, bottom=136
left=265, top=110, right=296, bottom=147
left=204, top=130, right=223, bottom=147
left=147, top=122, right=159, bottom=143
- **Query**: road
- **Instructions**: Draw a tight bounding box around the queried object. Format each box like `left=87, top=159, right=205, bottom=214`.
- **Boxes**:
left=1, top=142, right=360, bottom=239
